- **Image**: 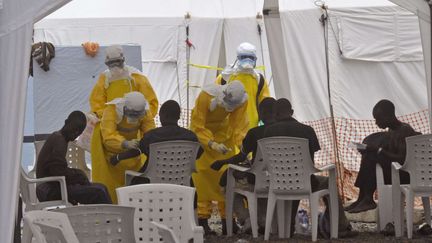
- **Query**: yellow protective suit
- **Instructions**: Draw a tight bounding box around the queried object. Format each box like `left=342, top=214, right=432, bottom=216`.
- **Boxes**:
left=91, top=104, right=155, bottom=203
left=89, top=70, right=159, bottom=118
left=190, top=91, right=249, bottom=219
left=216, top=73, right=270, bottom=129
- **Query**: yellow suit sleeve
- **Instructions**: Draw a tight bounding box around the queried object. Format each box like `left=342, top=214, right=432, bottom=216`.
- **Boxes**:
left=89, top=74, right=107, bottom=118
left=258, top=76, right=271, bottom=103
left=134, top=74, right=159, bottom=118
left=140, top=112, right=156, bottom=135
left=215, top=74, right=223, bottom=84
left=229, top=101, right=249, bottom=146
left=100, top=105, right=125, bottom=151
left=190, top=92, right=214, bottom=146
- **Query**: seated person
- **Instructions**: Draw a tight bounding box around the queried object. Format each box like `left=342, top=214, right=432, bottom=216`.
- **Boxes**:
left=263, top=98, right=355, bottom=238
left=211, top=97, right=276, bottom=234
left=36, top=111, right=112, bottom=205
left=211, top=97, right=276, bottom=185
left=346, top=100, right=420, bottom=214
left=110, top=100, right=203, bottom=184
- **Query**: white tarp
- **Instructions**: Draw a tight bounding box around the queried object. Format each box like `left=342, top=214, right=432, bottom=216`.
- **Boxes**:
left=32, top=45, right=142, bottom=135
left=267, top=2, right=428, bottom=121
left=0, top=0, right=70, bottom=241
left=33, top=0, right=273, bottom=110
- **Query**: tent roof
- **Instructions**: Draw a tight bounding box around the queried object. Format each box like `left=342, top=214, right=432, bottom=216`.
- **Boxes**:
left=279, top=0, right=395, bottom=11
left=41, top=0, right=265, bottom=20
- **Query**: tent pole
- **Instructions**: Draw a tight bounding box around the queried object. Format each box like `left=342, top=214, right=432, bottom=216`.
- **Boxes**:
left=256, top=12, right=267, bottom=78
left=185, top=13, right=191, bottom=127
left=319, top=4, right=346, bottom=202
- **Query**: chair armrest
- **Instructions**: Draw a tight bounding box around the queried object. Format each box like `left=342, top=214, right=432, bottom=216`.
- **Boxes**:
left=29, top=176, right=69, bottom=206
left=317, top=164, right=336, bottom=172
left=125, top=170, right=143, bottom=177
left=228, top=164, right=251, bottom=172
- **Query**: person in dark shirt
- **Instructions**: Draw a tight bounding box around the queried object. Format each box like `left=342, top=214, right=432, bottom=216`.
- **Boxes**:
left=211, top=97, right=276, bottom=185
left=264, top=98, right=354, bottom=238
left=36, top=111, right=112, bottom=205
left=346, top=100, right=420, bottom=214
left=110, top=100, right=203, bottom=183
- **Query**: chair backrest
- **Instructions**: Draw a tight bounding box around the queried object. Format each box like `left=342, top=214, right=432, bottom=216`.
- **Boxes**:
left=403, top=134, right=432, bottom=190
left=29, top=140, right=91, bottom=180
left=151, top=222, right=180, bottom=243
left=248, top=145, right=270, bottom=193
left=117, top=184, right=197, bottom=243
left=20, top=167, right=39, bottom=209
left=144, top=140, right=200, bottom=185
left=23, top=210, right=79, bottom=243
left=66, top=141, right=91, bottom=179
left=258, top=137, right=318, bottom=195
left=54, top=204, right=135, bottom=243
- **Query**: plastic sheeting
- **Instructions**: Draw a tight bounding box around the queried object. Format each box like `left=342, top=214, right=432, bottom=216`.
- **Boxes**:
left=0, top=0, right=70, bottom=241
left=33, top=45, right=142, bottom=135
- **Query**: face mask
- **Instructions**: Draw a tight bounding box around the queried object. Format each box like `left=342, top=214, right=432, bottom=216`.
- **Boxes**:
left=109, top=66, right=125, bottom=78
left=126, top=116, right=139, bottom=124
left=238, top=58, right=256, bottom=70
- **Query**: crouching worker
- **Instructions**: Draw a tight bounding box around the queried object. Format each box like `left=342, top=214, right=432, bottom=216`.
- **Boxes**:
left=36, top=111, right=112, bottom=205
left=110, top=100, right=203, bottom=184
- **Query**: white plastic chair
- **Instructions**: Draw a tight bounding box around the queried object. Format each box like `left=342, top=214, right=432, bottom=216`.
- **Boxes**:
left=116, top=184, right=204, bottom=243
left=23, top=210, right=79, bottom=243
left=20, top=167, right=70, bottom=212
left=29, top=140, right=91, bottom=180
left=125, top=140, right=200, bottom=186
left=225, top=146, right=270, bottom=238
left=259, top=137, right=339, bottom=242
left=392, top=134, right=432, bottom=239
left=54, top=204, right=135, bottom=243
left=375, top=163, right=393, bottom=231
left=151, top=221, right=180, bottom=243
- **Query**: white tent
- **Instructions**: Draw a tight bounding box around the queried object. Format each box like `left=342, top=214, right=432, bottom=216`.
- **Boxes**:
left=0, top=0, right=70, bottom=241
left=1, top=0, right=431, bottom=241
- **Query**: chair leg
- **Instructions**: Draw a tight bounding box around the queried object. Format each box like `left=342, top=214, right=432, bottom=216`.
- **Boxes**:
left=225, top=190, right=235, bottom=236
left=422, top=196, right=432, bottom=226
left=406, top=192, right=414, bottom=239
left=247, top=195, right=259, bottom=238
left=393, top=188, right=404, bottom=237
left=329, top=192, right=339, bottom=239
left=22, top=221, right=32, bottom=243
left=285, top=201, right=293, bottom=238
left=277, top=200, right=285, bottom=238
left=264, top=194, right=277, bottom=240
left=310, top=196, right=319, bottom=242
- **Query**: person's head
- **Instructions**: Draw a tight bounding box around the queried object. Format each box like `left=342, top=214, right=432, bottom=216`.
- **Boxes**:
left=159, top=100, right=181, bottom=126
left=105, top=45, right=125, bottom=75
left=258, top=97, right=276, bottom=124
left=372, top=99, right=397, bottom=129
left=123, top=91, right=148, bottom=123
left=274, top=98, right=294, bottom=121
left=236, top=42, right=257, bottom=70
left=220, top=80, right=248, bottom=112
left=61, top=111, right=87, bottom=141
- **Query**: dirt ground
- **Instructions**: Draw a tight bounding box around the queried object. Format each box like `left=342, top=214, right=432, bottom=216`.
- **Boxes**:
left=205, top=216, right=432, bottom=243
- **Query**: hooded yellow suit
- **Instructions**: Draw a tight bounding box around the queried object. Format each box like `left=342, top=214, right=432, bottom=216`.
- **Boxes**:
left=216, top=73, right=270, bottom=129
left=190, top=91, right=248, bottom=219
left=89, top=68, right=157, bottom=203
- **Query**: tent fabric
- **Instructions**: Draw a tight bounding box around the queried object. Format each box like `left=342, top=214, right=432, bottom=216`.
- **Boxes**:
left=33, top=0, right=274, bottom=110
left=0, top=0, right=70, bottom=241
left=32, top=45, right=142, bottom=135
left=337, top=13, right=423, bottom=62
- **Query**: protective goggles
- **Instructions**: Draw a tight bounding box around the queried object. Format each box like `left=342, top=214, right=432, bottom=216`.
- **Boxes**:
left=237, top=55, right=257, bottom=61
left=124, top=107, right=146, bottom=119
left=105, top=58, right=125, bottom=68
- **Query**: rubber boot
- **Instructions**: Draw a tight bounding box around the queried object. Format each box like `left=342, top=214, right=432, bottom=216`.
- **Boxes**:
left=198, top=218, right=216, bottom=236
